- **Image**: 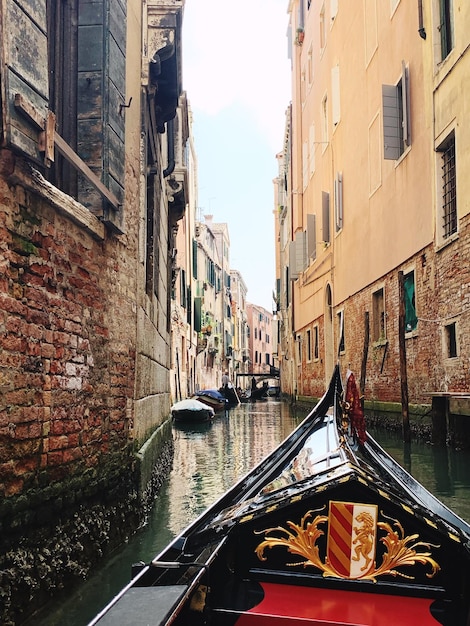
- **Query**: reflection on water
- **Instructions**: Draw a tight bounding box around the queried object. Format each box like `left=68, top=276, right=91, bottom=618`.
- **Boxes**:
left=29, top=399, right=302, bottom=626
left=369, top=426, right=470, bottom=524
left=28, top=403, right=470, bottom=626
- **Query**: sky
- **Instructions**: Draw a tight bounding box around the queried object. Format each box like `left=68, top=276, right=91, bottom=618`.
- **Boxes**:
left=182, top=0, right=292, bottom=312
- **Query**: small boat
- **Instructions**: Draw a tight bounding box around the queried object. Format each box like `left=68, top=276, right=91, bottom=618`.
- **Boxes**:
left=250, top=384, right=268, bottom=401
left=90, top=365, right=470, bottom=626
left=193, top=389, right=228, bottom=412
left=170, top=398, right=215, bottom=423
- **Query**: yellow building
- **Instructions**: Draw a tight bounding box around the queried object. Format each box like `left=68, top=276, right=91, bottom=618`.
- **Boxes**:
left=279, top=1, right=470, bottom=407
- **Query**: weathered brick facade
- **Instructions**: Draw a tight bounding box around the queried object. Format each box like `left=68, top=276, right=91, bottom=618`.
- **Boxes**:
left=0, top=0, right=187, bottom=622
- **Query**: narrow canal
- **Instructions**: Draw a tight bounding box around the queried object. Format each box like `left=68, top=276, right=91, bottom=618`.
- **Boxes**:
left=29, top=398, right=470, bottom=626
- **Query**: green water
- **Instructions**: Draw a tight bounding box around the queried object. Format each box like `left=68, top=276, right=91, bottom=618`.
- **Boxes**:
left=27, top=401, right=470, bottom=625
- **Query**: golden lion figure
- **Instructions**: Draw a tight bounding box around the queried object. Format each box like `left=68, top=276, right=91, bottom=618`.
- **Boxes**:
left=352, top=511, right=375, bottom=571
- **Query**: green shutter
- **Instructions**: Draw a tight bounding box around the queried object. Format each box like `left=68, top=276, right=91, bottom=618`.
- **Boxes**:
left=194, top=297, right=202, bottom=332
left=1, top=0, right=49, bottom=162
left=78, top=0, right=126, bottom=231
left=192, top=239, right=198, bottom=279
left=404, top=274, right=418, bottom=332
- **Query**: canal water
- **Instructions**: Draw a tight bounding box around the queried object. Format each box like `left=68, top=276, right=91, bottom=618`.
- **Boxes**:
left=29, top=398, right=470, bottom=626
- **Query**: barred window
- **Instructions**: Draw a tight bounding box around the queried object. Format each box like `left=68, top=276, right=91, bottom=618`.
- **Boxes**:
left=440, top=134, right=457, bottom=239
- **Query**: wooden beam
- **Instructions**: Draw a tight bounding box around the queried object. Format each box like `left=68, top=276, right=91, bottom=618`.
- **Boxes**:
left=14, top=93, right=121, bottom=211
left=54, top=133, right=120, bottom=210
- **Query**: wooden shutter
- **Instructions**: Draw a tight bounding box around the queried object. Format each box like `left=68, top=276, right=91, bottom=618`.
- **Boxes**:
left=78, top=0, right=126, bottom=231
left=401, top=61, right=410, bottom=149
left=289, top=233, right=306, bottom=280
left=307, top=213, right=317, bottom=261
left=1, top=0, right=49, bottom=162
left=322, top=191, right=330, bottom=243
left=382, top=83, right=401, bottom=160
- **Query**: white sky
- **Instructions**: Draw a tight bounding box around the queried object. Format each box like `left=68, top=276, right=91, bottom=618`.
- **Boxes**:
left=182, top=0, right=292, bottom=311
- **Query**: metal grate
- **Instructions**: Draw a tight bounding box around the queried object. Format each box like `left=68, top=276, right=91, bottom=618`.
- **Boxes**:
left=441, top=137, right=457, bottom=238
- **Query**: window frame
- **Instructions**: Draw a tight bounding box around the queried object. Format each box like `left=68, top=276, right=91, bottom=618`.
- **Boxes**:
left=443, top=320, right=458, bottom=359
left=372, top=286, right=386, bottom=343
left=436, top=131, right=457, bottom=243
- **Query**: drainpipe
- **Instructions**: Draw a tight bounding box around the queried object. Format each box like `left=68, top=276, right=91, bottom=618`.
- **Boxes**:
left=163, top=118, right=175, bottom=178
left=418, top=0, right=426, bottom=39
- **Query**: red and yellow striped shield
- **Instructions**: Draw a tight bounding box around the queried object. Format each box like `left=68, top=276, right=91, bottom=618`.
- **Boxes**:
left=326, top=501, right=378, bottom=579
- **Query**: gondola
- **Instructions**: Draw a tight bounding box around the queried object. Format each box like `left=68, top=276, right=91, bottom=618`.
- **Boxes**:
left=90, top=365, right=470, bottom=626
left=170, top=398, right=215, bottom=423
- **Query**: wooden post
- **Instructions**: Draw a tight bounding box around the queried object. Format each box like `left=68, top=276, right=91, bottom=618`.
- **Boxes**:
left=398, top=271, right=411, bottom=443
left=360, top=312, right=369, bottom=410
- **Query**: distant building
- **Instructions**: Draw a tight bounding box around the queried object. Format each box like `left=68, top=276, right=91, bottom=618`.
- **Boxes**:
left=247, top=303, right=273, bottom=377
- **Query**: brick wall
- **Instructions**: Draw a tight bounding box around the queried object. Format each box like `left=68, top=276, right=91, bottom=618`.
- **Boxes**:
left=299, top=216, right=470, bottom=407
left=0, top=161, right=173, bottom=623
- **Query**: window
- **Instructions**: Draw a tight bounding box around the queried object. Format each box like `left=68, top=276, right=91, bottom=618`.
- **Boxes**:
left=265, top=353, right=270, bottom=365
left=439, top=0, right=453, bottom=60
left=4, top=0, right=126, bottom=230
left=438, top=133, right=457, bottom=239
left=313, top=325, right=319, bottom=360
left=372, top=288, right=386, bottom=341
left=382, top=62, right=410, bottom=160
left=337, top=310, right=345, bottom=353
left=180, top=269, right=187, bottom=308
left=307, top=329, right=312, bottom=361
left=444, top=322, right=457, bottom=358
left=46, top=0, right=126, bottom=224
left=403, top=271, right=418, bottom=332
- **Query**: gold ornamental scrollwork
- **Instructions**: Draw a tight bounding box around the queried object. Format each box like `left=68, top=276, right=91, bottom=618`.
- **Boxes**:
left=255, top=503, right=441, bottom=582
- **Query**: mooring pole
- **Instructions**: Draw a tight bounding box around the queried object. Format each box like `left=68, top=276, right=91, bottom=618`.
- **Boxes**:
left=398, top=271, right=411, bottom=443
left=360, top=311, right=369, bottom=411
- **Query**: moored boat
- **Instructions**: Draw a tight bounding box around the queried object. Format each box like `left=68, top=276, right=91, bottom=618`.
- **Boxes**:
left=193, top=389, right=228, bottom=412
left=170, top=398, right=215, bottom=423
left=90, top=366, right=470, bottom=626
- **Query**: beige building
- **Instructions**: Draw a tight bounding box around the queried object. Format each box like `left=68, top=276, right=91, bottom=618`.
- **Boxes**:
left=247, top=303, right=274, bottom=378
left=278, top=1, right=470, bottom=407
